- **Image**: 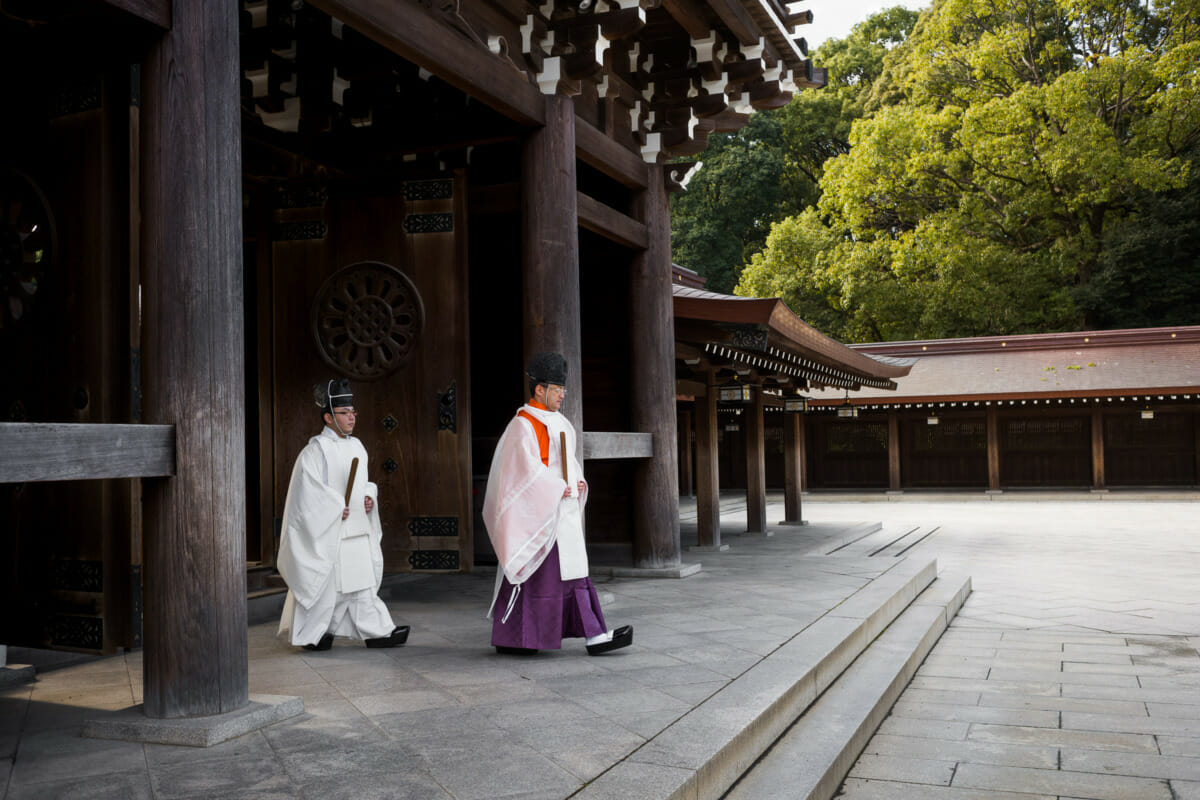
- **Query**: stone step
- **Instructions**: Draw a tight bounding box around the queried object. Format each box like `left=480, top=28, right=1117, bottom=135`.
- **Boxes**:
left=803, top=521, right=884, bottom=556
left=574, top=555, right=940, bottom=800
left=826, top=524, right=943, bottom=558
left=723, top=572, right=973, bottom=800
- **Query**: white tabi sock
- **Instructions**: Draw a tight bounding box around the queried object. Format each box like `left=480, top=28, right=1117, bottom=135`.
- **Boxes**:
left=585, top=630, right=613, bottom=646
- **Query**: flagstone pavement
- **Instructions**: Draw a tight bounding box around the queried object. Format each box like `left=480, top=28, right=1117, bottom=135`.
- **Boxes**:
left=2, top=492, right=1198, bottom=800
left=802, top=497, right=1200, bottom=800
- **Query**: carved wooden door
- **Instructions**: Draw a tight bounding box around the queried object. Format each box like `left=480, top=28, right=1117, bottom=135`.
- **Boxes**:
left=268, top=173, right=472, bottom=574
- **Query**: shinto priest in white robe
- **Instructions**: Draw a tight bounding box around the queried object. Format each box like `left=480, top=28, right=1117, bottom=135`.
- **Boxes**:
left=277, top=426, right=395, bottom=646
left=482, top=401, right=607, bottom=649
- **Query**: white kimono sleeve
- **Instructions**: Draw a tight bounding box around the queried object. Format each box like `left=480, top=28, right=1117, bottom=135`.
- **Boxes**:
left=276, top=444, right=347, bottom=609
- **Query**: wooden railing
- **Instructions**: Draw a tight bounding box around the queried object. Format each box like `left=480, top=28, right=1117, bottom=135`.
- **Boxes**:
left=0, top=423, right=175, bottom=483
left=582, top=431, right=653, bottom=460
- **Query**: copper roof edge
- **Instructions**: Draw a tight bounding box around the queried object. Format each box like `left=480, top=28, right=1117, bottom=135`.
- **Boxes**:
left=849, top=325, right=1200, bottom=357
left=807, top=386, right=1200, bottom=406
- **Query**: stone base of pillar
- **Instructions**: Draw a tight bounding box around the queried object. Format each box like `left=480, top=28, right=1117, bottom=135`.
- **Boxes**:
left=688, top=544, right=729, bottom=553
left=0, top=664, right=35, bottom=687
left=83, top=694, right=304, bottom=747
left=1090, top=488, right=1110, bottom=494
left=985, top=489, right=1004, bottom=495
left=777, top=520, right=809, bottom=527
left=596, top=564, right=703, bottom=579
left=741, top=529, right=774, bottom=537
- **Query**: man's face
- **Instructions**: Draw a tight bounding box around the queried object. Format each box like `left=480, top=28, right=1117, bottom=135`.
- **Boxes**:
left=326, top=405, right=357, bottom=435
left=536, top=383, right=566, bottom=412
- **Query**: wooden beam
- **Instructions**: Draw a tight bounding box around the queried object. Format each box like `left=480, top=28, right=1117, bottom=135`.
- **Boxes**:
left=987, top=406, right=1000, bottom=491
left=582, top=432, right=654, bottom=459
left=0, top=423, right=175, bottom=483
left=660, top=0, right=712, bottom=40
left=679, top=409, right=694, bottom=496
left=887, top=410, right=901, bottom=491
left=141, top=0, right=249, bottom=719
left=94, top=0, right=169, bottom=28
left=1091, top=405, right=1105, bottom=490
left=577, top=191, right=649, bottom=249
left=310, top=0, right=545, bottom=127
left=310, top=2, right=655, bottom=190
left=707, top=0, right=761, bottom=45
left=576, top=120, right=649, bottom=189
left=783, top=411, right=803, bottom=522
left=694, top=373, right=722, bottom=548
left=523, top=95, right=584, bottom=441
left=744, top=387, right=766, bottom=533
left=630, top=166, right=682, bottom=568
left=1195, top=411, right=1200, bottom=488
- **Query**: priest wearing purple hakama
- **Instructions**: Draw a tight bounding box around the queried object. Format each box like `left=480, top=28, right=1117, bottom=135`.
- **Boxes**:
left=482, top=353, right=633, bottom=656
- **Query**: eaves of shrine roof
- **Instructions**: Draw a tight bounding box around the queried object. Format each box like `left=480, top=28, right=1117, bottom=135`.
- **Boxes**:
left=805, top=325, right=1200, bottom=405
left=672, top=284, right=916, bottom=384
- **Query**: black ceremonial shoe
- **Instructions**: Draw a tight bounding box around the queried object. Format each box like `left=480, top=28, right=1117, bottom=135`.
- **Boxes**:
left=495, top=646, right=538, bottom=655
left=365, top=626, right=410, bottom=648
left=586, top=625, right=633, bottom=655
left=303, top=633, right=334, bottom=651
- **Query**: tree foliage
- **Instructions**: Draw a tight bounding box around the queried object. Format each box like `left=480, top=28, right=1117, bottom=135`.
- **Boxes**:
left=671, top=7, right=919, bottom=293
left=669, top=113, right=787, bottom=293
left=734, top=0, right=1200, bottom=340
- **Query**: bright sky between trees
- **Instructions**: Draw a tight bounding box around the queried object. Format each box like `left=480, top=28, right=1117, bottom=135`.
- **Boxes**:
left=795, top=1, right=927, bottom=50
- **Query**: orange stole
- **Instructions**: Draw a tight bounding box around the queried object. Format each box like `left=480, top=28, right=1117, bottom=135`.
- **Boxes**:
left=518, top=409, right=551, bottom=467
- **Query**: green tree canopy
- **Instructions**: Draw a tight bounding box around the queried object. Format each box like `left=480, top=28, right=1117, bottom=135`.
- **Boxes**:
left=671, top=6, right=919, bottom=293
left=737, top=0, right=1200, bottom=340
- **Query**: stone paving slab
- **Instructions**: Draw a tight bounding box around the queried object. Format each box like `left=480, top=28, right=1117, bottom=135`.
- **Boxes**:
left=1175, top=780, right=1200, bottom=800
left=837, top=778, right=1055, bottom=799
left=860, top=733, right=1059, bottom=769
left=952, top=763, right=1174, bottom=800
left=818, top=499, right=1200, bottom=800
left=1060, top=749, right=1200, bottom=780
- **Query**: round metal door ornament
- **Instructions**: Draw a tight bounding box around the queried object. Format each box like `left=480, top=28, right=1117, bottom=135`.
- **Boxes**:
left=311, top=262, right=424, bottom=380
left=0, top=167, right=57, bottom=331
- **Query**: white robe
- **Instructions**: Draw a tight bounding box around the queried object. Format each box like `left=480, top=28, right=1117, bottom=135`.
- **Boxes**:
left=482, top=404, right=589, bottom=619
left=276, top=426, right=395, bottom=645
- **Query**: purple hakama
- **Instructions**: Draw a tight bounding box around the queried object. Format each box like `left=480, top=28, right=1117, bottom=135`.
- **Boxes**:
left=491, top=542, right=607, bottom=649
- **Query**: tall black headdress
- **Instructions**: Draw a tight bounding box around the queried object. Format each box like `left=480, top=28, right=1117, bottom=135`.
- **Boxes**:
left=527, top=352, right=568, bottom=385
left=313, top=378, right=354, bottom=411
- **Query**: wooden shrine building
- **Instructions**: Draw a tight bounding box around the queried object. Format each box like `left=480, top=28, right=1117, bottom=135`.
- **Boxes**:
left=801, top=327, right=1200, bottom=492
left=0, top=0, right=827, bottom=725
left=672, top=280, right=915, bottom=548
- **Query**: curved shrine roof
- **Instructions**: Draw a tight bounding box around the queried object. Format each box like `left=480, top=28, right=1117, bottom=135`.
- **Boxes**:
left=805, top=326, right=1200, bottom=405
left=672, top=285, right=915, bottom=390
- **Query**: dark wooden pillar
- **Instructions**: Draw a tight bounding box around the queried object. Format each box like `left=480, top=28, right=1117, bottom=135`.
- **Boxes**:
left=1194, top=410, right=1200, bottom=487
left=783, top=411, right=805, bottom=523
left=679, top=409, right=694, bottom=497
left=799, top=415, right=809, bottom=491
left=1194, top=410, right=1200, bottom=486
left=522, top=95, right=582, bottom=438
left=694, top=380, right=721, bottom=548
left=744, top=388, right=766, bottom=533
left=986, top=406, right=1001, bottom=491
left=887, top=410, right=901, bottom=491
left=141, top=0, right=248, bottom=718
left=1091, top=405, right=1106, bottom=490
left=629, top=165, right=680, bottom=567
